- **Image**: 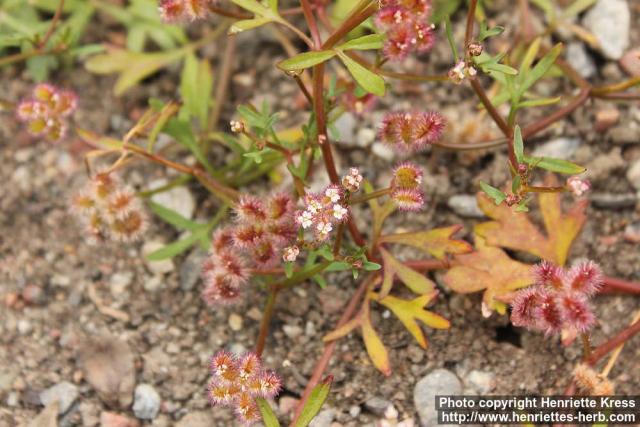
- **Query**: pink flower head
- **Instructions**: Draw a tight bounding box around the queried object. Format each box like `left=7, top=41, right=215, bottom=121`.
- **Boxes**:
left=212, top=228, right=235, bottom=252
left=557, top=293, right=596, bottom=333
left=383, top=25, right=414, bottom=61
left=393, top=162, right=423, bottom=190
left=391, top=188, right=425, bottom=211
left=210, top=350, right=238, bottom=382
left=257, top=371, right=282, bottom=398
left=380, top=111, right=444, bottom=152
left=375, top=6, right=411, bottom=28
left=564, top=261, right=603, bottom=296
left=413, top=22, right=436, bottom=52
left=399, top=0, right=432, bottom=16
left=235, top=393, right=260, bottom=425
left=266, top=192, right=293, bottom=221
left=566, top=176, right=590, bottom=197
left=534, top=260, right=564, bottom=290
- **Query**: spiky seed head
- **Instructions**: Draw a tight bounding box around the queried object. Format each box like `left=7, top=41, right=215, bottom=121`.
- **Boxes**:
left=393, top=162, right=423, bottom=190
left=109, top=211, right=147, bottom=242
left=33, top=83, right=57, bottom=104
left=564, top=260, right=603, bottom=296
left=106, top=189, right=136, bottom=220
left=202, top=275, right=241, bottom=306
left=257, top=371, right=282, bottom=398
left=412, top=111, right=445, bottom=146
left=211, top=228, right=235, bottom=252
left=235, top=195, right=267, bottom=223
left=70, top=191, right=96, bottom=215
left=233, top=225, right=266, bottom=249
left=238, top=353, right=262, bottom=383
left=534, top=261, right=564, bottom=290
left=391, top=188, right=425, bottom=211
left=215, top=251, right=249, bottom=285
left=52, top=90, right=78, bottom=117
left=235, top=393, right=260, bottom=425
left=252, top=240, right=277, bottom=267
left=208, top=379, right=240, bottom=405
left=468, top=42, right=483, bottom=56
left=538, top=292, right=564, bottom=335
left=266, top=192, right=293, bottom=221
left=383, top=25, right=414, bottom=61
left=557, top=293, right=595, bottom=333
left=510, top=286, right=543, bottom=329
left=209, top=351, right=238, bottom=380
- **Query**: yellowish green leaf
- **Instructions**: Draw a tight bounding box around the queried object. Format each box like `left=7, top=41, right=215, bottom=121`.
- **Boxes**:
left=378, top=225, right=473, bottom=259
left=379, top=247, right=435, bottom=298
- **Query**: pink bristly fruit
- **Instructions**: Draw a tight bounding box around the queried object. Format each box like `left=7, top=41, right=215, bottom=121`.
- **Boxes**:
left=17, top=83, right=77, bottom=142
left=379, top=111, right=445, bottom=153
left=158, top=0, right=214, bottom=22
left=208, top=351, right=282, bottom=425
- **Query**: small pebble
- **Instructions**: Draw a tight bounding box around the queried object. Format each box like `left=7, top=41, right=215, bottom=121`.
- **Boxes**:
left=133, top=384, right=161, bottom=420
left=228, top=313, right=243, bottom=331
left=39, top=381, right=79, bottom=415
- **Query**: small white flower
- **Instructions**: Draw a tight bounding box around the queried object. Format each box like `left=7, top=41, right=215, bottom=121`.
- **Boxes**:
left=325, top=187, right=341, bottom=203
left=297, top=211, right=314, bottom=229
left=230, top=120, right=244, bottom=133
left=316, top=221, right=333, bottom=235
left=567, top=176, right=591, bottom=197
left=332, top=204, right=348, bottom=220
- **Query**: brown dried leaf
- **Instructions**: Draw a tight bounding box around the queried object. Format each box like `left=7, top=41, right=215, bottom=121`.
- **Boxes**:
left=475, top=175, right=587, bottom=265
left=379, top=225, right=473, bottom=259
left=442, top=237, right=534, bottom=315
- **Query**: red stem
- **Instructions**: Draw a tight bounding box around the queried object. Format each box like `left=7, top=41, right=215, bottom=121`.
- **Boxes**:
left=601, top=276, right=640, bottom=295
left=289, top=274, right=376, bottom=426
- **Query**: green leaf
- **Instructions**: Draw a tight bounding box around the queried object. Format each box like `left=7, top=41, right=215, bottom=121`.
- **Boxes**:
left=278, top=50, right=337, bottom=71
left=478, top=21, right=504, bottom=41
left=284, top=262, right=294, bottom=278
left=164, top=118, right=216, bottom=175
left=524, top=156, right=586, bottom=174
left=293, top=378, right=332, bottom=427
left=149, top=201, right=201, bottom=230
left=335, top=50, right=385, bottom=96
left=515, top=97, right=561, bottom=109
left=363, top=261, right=381, bottom=271
left=483, top=61, right=518, bottom=76
left=517, top=37, right=541, bottom=87
left=268, top=0, right=279, bottom=12
left=562, top=0, right=596, bottom=18
left=85, top=48, right=185, bottom=95
left=256, top=397, right=281, bottom=427
left=430, top=0, right=462, bottom=24
left=512, top=175, right=522, bottom=194
left=229, top=17, right=273, bottom=33
left=231, top=0, right=269, bottom=15
left=479, top=181, right=507, bottom=205
left=519, top=43, right=562, bottom=96
left=146, top=229, right=204, bottom=261
left=180, top=53, right=213, bottom=126
left=513, top=125, right=524, bottom=164
left=337, top=34, right=385, bottom=51
left=444, top=15, right=459, bottom=61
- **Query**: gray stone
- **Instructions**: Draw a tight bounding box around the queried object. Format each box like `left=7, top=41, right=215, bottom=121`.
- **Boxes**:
left=179, top=248, right=207, bottom=291
left=465, top=370, right=495, bottom=394
left=309, top=408, right=336, bottom=427
left=133, top=383, right=161, bottom=420
left=609, top=126, right=639, bottom=145
left=349, top=405, right=362, bottom=418
left=142, top=241, right=175, bottom=274
left=176, top=411, right=215, bottom=427
left=566, top=43, right=596, bottom=78
left=623, top=223, right=640, bottom=243
left=447, top=195, right=484, bottom=218
left=40, top=381, right=79, bottom=415
left=626, top=159, right=640, bottom=191
left=356, top=128, right=377, bottom=147
left=532, top=137, right=581, bottom=160
left=334, top=112, right=357, bottom=143
left=149, top=179, right=196, bottom=220
left=109, top=272, right=133, bottom=296
left=590, top=193, right=637, bottom=209
left=372, top=142, right=395, bottom=161
left=364, top=397, right=392, bottom=416
left=582, top=0, right=630, bottom=60
left=283, top=324, right=303, bottom=339
left=414, top=369, right=462, bottom=427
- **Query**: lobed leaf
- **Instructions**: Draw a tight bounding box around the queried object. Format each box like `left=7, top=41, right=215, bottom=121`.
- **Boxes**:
left=475, top=175, right=588, bottom=265
left=379, top=248, right=435, bottom=299
left=442, top=236, right=534, bottom=315
left=376, top=292, right=449, bottom=349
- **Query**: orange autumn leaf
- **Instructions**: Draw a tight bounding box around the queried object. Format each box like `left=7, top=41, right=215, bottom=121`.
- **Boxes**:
left=442, top=236, right=534, bottom=316
left=378, top=247, right=435, bottom=299
left=474, top=176, right=587, bottom=266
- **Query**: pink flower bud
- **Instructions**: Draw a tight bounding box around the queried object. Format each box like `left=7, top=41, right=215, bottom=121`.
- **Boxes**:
left=566, top=176, right=590, bottom=197
left=282, top=245, right=300, bottom=263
